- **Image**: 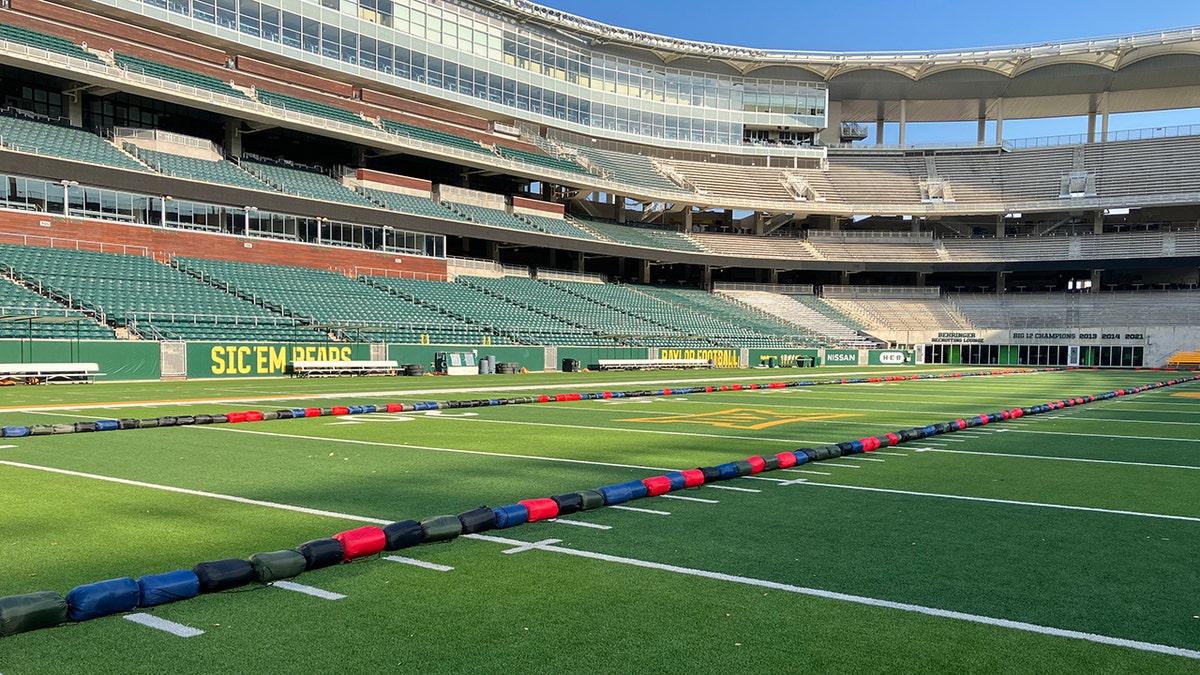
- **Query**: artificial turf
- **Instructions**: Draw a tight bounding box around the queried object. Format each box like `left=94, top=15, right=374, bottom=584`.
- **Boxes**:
left=2, top=366, right=1198, bottom=672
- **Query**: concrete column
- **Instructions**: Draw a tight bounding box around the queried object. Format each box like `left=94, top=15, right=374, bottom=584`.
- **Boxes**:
left=977, top=100, right=988, bottom=145
left=224, top=119, right=242, bottom=157
left=875, top=119, right=885, bottom=146
left=701, top=266, right=713, bottom=290
left=898, top=99, right=907, bottom=147
left=1087, top=110, right=1097, bottom=144
left=997, top=271, right=1008, bottom=294
left=994, top=99, right=1005, bottom=145
left=1099, top=92, right=1110, bottom=143
left=67, top=93, right=83, bottom=127
left=911, top=218, right=921, bottom=234
left=683, top=208, right=693, bottom=231
left=915, top=271, right=926, bottom=287
left=576, top=253, right=585, bottom=274
left=638, top=259, right=651, bottom=284
left=1090, top=269, right=1103, bottom=290
left=1093, top=210, right=1104, bottom=235
left=828, top=215, right=841, bottom=232
left=616, top=197, right=626, bottom=224
left=486, top=240, right=500, bottom=262
left=839, top=270, right=851, bottom=285
left=768, top=269, right=779, bottom=284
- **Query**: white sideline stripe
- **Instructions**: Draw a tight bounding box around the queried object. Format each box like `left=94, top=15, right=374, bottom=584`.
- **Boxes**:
left=871, top=451, right=908, bottom=457
left=785, top=469, right=832, bottom=476
left=272, top=580, right=345, bottom=600
left=610, top=505, right=670, bottom=515
left=660, top=494, right=719, bottom=504
left=0, top=445, right=15, bottom=449
left=821, top=463, right=862, bottom=469
left=0, top=460, right=390, bottom=525
left=463, top=534, right=1200, bottom=661
left=0, top=368, right=945, bottom=413
left=704, top=485, right=761, bottom=493
left=549, top=518, right=612, bottom=530
left=124, top=613, right=204, bottom=637
left=922, top=448, right=1200, bottom=471
left=797, top=483, right=1200, bottom=522
left=383, top=555, right=454, bottom=571
left=844, top=456, right=887, bottom=463
left=938, top=438, right=969, bottom=442
left=1010, top=429, right=1200, bottom=443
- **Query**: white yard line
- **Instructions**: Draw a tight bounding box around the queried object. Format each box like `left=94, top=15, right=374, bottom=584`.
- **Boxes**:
left=463, top=534, right=1200, bottom=661
left=124, top=614, right=204, bottom=637
left=609, top=505, right=671, bottom=515
left=917, top=448, right=1200, bottom=471
left=382, top=556, right=454, bottom=572
left=271, top=580, right=345, bottom=600
left=659, top=494, right=719, bottom=504
left=793, top=482, right=1200, bottom=522
left=548, top=518, right=612, bottom=530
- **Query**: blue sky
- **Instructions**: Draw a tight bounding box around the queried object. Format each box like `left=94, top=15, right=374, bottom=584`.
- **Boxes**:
left=542, top=0, right=1200, bottom=143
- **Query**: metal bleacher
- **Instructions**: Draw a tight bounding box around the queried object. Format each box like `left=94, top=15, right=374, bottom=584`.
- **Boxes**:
left=0, top=110, right=147, bottom=171
left=241, top=158, right=375, bottom=207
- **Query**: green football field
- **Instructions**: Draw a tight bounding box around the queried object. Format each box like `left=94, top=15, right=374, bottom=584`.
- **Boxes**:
left=2, top=366, right=1199, bottom=673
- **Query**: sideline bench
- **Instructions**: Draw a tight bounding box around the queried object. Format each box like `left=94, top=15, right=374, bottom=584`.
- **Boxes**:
left=1165, top=350, right=1200, bottom=369
left=0, top=362, right=102, bottom=384
left=596, top=358, right=713, bottom=371
left=290, top=360, right=398, bottom=377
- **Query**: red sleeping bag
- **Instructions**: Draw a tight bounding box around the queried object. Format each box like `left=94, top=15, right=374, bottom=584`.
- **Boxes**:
left=641, top=475, right=672, bottom=496
left=519, top=498, right=559, bottom=522
left=334, top=526, right=386, bottom=561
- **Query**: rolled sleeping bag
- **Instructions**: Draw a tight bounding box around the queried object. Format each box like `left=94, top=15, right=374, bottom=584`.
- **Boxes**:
left=597, top=484, right=633, bottom=505
left=519, top=498, right=559, bottom=522
left=138, top=418, right=160, bottom=429
left=616, top=480, right=649, bottom=500
left=51, top=423, right=75, bottom=434
left=746, top=456, right=767, bottom=474
left=258, top=412, right=277, bottom=421
left=245, top=411, right=264, bottom=422
left=699, top=467, right=722, bottom=483
left=94, top=420, right=119, bottom=432
left=137, top=570, right=200, bottom=607
left=249, top=549, right=307, bottom=583
left=28, top=424, right=53, bottom=436
left=732, top=459, right=754, bottom=476
left=800, top=448, right=819, bottom=462
left=156, top=416, right=178, bottom=427
left=492, top=504, right=529, bottom=528
left=2, top=426, right=30, bottom=438
left=775, top=452, right=798, bottom=469
left=551, top=492, right=584, bottom=515
left=65, top=577, right=139, bottom=621
left=334, top=526, right=387, bottom=560
left=72, top=421, right=97, bottom=433
left=118, top=419, right=141, bottom=430
left=382, top=520, right=424, bottom=550
left=576, top=489, right=605, bottom=510
left=680, top=469, right=706, bottom=487
left=418, top=515, right=462, bottom=543
left=0, top=591, right=68, bottom=636
left=295, top=538, right=345, bottom=570
left=642, top=475, right=673, bottom=496
left=664, top=472, right=689, bottom=490
left=761, top=455, right=781, bottom=472
left=716, top=463, right=740, bottom=480
left=192, top=414, right=214, bottom=425
left=274, top=409, right=295, bottom=420
left=456, top=507, right=496, bottom=534
left=192, top=558, right=255, bottom=593
left=175, top=416, right=196, bottom=426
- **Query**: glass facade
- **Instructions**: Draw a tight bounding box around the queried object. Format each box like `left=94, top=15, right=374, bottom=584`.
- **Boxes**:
left=100, top=0, right=826, bottom=150
left=0, top=174, right=445, bottom=258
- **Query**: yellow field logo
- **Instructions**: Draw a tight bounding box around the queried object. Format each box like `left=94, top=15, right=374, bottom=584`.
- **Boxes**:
left=618, top=408, right=857, bottom=430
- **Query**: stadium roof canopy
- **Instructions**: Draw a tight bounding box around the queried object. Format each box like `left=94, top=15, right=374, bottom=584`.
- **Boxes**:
left=475, top=0, right=1200, bottom=123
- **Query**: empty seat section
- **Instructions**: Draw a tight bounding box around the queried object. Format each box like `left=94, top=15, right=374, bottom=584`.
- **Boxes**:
left=719, top=291, right=873, bottom=347
left=571, top=217, right=704, bottom=253
left=0, top=22, right=103, bottom=63
left=0, top=245, right=312, bottom=340
left=241, top=159, right=375, bottom=207
left=256, top=90, right=374, bottom=128
left=0, top=111, right=147, bottom=171
left=113, top=53, right=249, bottom=99
left=371, top=275, right=603, bottom=345
left=380, top=119, right=495, bottom=156
left=494, top=145, right=592, bottom=177
left=126, top=145, right=270, bottom=190
left=357, top=187, right=467, bottom=221
left=634, top=285, right=824, bottom=348
left=558, top=142, right=684, bottom=194
left=0, top=279, right=115, bottom=339
left=175, top=257, right=491, bottom=344
left=443, top=203, right=540, bottom=233
left=518, top=213, right=600, bottom=241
